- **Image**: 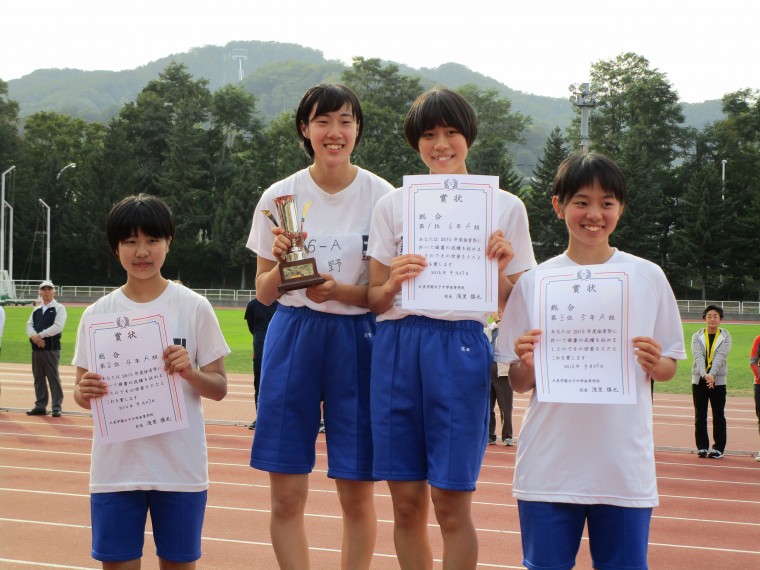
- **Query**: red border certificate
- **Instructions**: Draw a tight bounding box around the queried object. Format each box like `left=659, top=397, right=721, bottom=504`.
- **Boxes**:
left=533, top=263, right=637, bottom=404
left=84, top=308, right=188, bottom=443
left=401, top=174, right=499, bottom=311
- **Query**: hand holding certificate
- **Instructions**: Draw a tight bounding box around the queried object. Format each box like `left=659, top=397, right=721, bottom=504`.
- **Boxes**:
left=83, top=308, right=188, bottom=443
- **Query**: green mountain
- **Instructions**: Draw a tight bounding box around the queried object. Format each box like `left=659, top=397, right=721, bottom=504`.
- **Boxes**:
left=5, top=40, right=724, bottom=175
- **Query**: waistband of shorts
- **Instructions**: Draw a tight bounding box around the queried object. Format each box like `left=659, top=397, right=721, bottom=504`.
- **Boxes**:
left=377, top=315, right=483, bottom=332
left=277, top=304, right=375, bottom=323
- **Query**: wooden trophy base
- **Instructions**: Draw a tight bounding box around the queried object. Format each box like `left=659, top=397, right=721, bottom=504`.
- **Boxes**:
left=277, top=257, right=326, bottom=293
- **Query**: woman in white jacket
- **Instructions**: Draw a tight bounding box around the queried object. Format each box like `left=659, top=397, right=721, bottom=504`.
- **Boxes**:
left=691, top=304, right=732, bottom=458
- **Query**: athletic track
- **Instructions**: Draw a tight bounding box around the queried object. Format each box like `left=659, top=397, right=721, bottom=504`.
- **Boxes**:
left=1, top=363, right=758, bottom=569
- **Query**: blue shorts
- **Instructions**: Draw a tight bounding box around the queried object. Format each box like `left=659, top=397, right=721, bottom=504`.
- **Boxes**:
left=517, top=501, right=653, bottom=570
left=250, top=305, right=375, bottom=480
left=90, top=490, right=207, bottom=563
left=371, top=316, right=490, bottom=491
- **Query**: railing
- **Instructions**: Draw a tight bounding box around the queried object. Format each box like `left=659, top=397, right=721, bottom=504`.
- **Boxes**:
left=12, top=281, right=256, bottom=305
left=10, top=280, right=760, bottom=313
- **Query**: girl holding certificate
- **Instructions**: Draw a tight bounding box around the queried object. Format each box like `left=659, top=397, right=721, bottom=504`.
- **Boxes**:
left=368, top=88, right=535, bottom=568
left=72, top=195, right=230, bottom=569
left=496, top=153, right=686, bottom=570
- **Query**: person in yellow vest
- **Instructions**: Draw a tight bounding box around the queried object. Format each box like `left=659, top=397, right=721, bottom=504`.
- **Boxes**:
left=691, top=305, right=731, bottom=458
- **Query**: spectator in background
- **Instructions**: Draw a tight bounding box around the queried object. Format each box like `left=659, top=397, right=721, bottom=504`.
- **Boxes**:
left=244, top=297, right=278, bottom=429
left=25, top=280, right=67, bottom=418
left=487, top=310, right=514, bottom=446
left=691, top=305, right=731, bottom=459
left=750, top=334, right=760, bottom=462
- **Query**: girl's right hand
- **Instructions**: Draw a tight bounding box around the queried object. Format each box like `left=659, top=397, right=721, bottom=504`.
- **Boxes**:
left=385, top=254, right=428, bottom=295
left=78, top=372, right=108, bottom=401
left=514, top=329, right=542, bottom=369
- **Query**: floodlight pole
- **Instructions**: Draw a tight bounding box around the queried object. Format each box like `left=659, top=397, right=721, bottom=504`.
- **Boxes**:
left=721, top=159, right=727, bottom=200
left=39, top=199, right=50, bottom=282
left=1, top=165, right=15, bottom=276
left=4, top=201, right=13, bottom=281
left=569, top=83, right=598, bottom=153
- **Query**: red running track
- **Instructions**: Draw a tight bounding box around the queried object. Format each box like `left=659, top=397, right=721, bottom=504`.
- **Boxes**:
left=1, top=363, right=759, bottom=569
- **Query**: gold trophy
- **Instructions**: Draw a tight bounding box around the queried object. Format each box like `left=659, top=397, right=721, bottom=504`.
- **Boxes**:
left=262, top=195, right=325, bottom=293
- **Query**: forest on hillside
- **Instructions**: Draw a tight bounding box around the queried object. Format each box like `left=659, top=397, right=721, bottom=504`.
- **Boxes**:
left=0, top=51, right=758, bottom=300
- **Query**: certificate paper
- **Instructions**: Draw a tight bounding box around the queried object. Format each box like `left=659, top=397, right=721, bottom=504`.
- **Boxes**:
left=533, top=263, right=637, bottom=404
left=84, top=308, right=188, bottom=443
left=401, top=174, right=498, bottom=311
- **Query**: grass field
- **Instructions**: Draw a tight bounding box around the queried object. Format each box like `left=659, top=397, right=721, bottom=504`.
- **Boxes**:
left=3, top=305, right=758, bottom=397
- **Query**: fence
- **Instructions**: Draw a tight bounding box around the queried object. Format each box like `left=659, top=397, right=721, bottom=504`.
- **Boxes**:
left=10, top=280, right=760, bottom=314
left=11, top=281, right=256, bottom=306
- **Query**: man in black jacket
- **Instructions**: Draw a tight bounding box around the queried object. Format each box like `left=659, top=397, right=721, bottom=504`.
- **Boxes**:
left=25, top=280, right=67, bottom=417
left=244, top=297, right=277, bottom=429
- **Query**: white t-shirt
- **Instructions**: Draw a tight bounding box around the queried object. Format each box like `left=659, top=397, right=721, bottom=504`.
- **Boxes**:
left=72, top=281, right=230, bottom=493
left=247, top=167, right=393, bottom=315
left=495, top=250, right=686, bottom=507
left=368, top=187, right=536, bottom=324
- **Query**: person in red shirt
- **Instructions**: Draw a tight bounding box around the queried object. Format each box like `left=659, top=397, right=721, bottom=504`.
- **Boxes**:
left=750, top=335, right=760, bottom=461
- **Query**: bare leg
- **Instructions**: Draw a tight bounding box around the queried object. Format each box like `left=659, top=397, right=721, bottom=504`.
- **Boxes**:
left=335, top=479, right=377, bottom=570
left=269, top=472, right=310, bottom=569
left=103, top=561, right=140, bottom=570
left=159, top=560, right=196, bottom=570
left=431, top=487, right=478, bottom=570
left=388, top=480, right=433, bottom=570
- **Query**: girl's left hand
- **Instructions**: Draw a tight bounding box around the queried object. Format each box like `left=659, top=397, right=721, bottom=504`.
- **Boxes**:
left=487, top=230, right=514, bottom=273
left=164, top=345, right=192, bottom=378
left=305, top=273, right=337, bottom=304
left=632, top=336, right=662, bottom=375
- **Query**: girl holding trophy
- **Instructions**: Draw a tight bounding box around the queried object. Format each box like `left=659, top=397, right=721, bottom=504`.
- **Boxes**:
left=246, top=83, right=393, bottom=569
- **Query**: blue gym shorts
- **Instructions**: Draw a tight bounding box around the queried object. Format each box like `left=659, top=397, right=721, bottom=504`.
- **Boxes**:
left=90, top=490, right=207, bottom=563
left=517, top=501, right=653, bottom=570
left=250, top=305, right=376, bottom=480
left=371, top=316, right=491, bottom=491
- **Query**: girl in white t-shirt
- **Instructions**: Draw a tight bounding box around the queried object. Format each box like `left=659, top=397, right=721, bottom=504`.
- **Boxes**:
left=368, top=88, right=535, bottom=569
left=73, top=194, right=229, bottom=569
left=246, top=83, right=393, bottom=569
left=496, top=153, right=686, bottom=570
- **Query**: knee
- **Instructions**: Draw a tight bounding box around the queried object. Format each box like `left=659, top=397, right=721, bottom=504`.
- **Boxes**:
left=339, top=494, right=375, bottom=521
left=271, top=490, right=307, bottom=520
left=392, top=497, right=428, bottom=529
left=431, top=495, right=471, bottom=533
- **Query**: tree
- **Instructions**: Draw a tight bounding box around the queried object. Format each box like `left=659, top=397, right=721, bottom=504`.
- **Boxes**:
left=523, top=127, right=570, bottom=262
left=576, top=53, right=687, bottom=270
left=455, top=84, right=531, bottom=191
left=342, top=58, right=421, bottom=185
left=0, top=79, right=20, bottom=168
left=706, top=89, right=760, bottom=299
left=670, top=161, right=724, bottom=299
left=15, top=112, right=106, bottom=283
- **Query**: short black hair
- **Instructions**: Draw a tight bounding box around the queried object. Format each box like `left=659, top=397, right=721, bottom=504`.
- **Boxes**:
left=296, top=83, right=363, bottom=158
left=403, top=88, right=478, bottom=151
left=106, top=194, right=175, bottom=255
left=702, top=304, right=724, bottom=319
left=553, top=153, right=627, bottom=206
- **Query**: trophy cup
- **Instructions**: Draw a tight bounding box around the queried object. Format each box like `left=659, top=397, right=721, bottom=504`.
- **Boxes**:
left=262, top=195, right=326, bottom=293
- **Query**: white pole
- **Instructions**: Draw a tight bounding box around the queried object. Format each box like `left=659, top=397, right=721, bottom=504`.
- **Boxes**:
left=39, top=199, right=50, bottom=281
left=1, top=165, right=15, bottom=275
left=4, top=202, right=13, bottom=281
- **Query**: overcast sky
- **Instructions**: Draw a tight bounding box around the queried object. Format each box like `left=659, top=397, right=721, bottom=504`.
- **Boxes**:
left=2, top=0, right=757, bottom=103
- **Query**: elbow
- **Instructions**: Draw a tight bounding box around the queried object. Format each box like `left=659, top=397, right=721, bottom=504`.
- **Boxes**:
left=211, top=382, right=228, bottom=401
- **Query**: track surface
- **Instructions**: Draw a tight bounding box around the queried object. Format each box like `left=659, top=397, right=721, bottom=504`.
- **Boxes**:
left=1, top=363, right=759, bottom=569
